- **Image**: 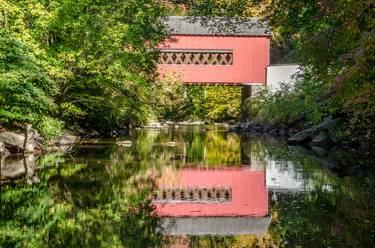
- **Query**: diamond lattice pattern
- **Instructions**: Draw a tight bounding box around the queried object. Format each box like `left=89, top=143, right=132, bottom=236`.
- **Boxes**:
left=159, top=50, right=233, bottom=65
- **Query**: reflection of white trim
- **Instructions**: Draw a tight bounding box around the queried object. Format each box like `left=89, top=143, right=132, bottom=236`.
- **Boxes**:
left=159, top=217, right=271, bottom=236
left=159, top=48, right=233, bottom=53
left=267, top=63, right=300, bottom=67
left=267, top=187, right=306, bottom=193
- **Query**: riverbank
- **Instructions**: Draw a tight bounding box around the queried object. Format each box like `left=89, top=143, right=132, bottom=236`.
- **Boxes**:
left=2, top=116, right=372, bottom=160
left=229, top=115, right=375, bottom=159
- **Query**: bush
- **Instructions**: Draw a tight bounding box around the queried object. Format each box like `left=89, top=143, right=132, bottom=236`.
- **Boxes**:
left=246, top=70, right=329, bottom=127
left=0, top=32, right=58, bottom=132
left=36, top=117, right=64, bottom=141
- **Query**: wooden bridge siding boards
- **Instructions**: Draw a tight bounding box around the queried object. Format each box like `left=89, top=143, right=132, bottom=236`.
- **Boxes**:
left=153, top=168, right=268, bottom=217
left=157, top=35, right=270, bottom=85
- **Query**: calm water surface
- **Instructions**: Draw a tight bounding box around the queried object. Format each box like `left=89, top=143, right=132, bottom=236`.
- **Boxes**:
left=1, top=126, right=374, bottom=247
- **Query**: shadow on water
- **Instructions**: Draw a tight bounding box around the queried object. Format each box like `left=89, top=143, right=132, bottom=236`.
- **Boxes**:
left=1, top=125, right=374, bottom=247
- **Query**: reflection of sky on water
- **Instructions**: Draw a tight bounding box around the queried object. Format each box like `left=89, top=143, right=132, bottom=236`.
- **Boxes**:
left=266, top=160, right=310, bottom=192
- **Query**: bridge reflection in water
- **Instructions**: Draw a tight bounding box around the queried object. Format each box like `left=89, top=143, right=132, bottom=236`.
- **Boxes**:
left=152, top=166, right=271, bottom=236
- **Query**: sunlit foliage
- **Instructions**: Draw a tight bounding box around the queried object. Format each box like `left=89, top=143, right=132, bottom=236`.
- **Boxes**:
left=0, top=0, right=168, bottom=137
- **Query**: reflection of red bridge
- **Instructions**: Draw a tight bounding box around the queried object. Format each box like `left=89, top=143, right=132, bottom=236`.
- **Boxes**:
left=153, top=167, right=268, bottom=217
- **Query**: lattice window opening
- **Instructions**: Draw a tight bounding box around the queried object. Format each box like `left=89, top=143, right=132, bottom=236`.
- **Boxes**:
left=158, top=51, right=233, bottom=65
left=152, top=187, right=232, bottom=203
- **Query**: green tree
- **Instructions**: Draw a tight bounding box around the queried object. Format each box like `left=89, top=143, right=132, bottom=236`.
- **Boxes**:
left=0, top=0, right=168, bottom=136
left=0, top=32, right=63, bottom=137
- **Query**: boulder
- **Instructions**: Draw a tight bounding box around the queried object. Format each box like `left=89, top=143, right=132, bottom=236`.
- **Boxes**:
left=311, top=146, right=328, bottom=157
left=108, top=130, right=118, bottom=138
left=0, top=141, right=4, bottom=155
left=47, top=134, right=79, bottom=152
left=117, top=140, right=132, bottom=147
left=228, top=126, right=241, bottom=132
left=24, top=124, right=35, bottom=153
left=0, top=131, right=35, bottom=153
left=144, top=122, right=164, bottom=129
left=116, top=128, right=127, bottom=137
left=309, top=133, right=334, bottom=149
left=30, top=127, right=43, bottom=143
left=251, top=125, right=263, bottom=132
left=49, top=134, right=79, bottom=146
left=240, top=122, right=250, bottom=130
left=262, top=124, right=271, bottom=133
left=287, top=116, right=340, bottom=146
left=82, top=130, right=101, bottom=138
left=287, top=128, right=316, bottom=145
left=315, top=115, right=338, bottom=131
left=269, top=128, right=278, bottom=135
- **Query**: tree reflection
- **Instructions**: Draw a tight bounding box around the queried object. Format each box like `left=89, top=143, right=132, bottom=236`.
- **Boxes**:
left=0, top=153, right=161, bottom=247
left=264, top=143, right=375, bottom=248
left=1, top=127, right=375, bottom=247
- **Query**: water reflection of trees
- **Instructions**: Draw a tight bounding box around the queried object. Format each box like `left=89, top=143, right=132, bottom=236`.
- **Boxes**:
left=2, top=128, right=374, bottom=247
left=269, top=176, right=375, bottom=247
left=103, top=127, right=243, bottom=168
left=263, top=143, right=375, bottom=247
left=0, top=153, right=162, bottom=247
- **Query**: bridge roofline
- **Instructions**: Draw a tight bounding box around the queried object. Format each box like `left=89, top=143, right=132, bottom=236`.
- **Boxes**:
left=164, top=16, right=271, bottom=37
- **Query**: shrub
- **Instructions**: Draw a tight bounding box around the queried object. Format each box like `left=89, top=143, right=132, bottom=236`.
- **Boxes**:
left=36, top=117, right=64, bottom=141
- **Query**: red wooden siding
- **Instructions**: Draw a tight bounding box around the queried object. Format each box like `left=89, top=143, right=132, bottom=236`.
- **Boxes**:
left=157, top=35, right=270, bottom=85
left=153, top=167, right=268, bottom=217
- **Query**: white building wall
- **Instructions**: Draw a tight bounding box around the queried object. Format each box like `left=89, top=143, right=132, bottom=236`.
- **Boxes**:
left=266, top=64, right=301, bottom=94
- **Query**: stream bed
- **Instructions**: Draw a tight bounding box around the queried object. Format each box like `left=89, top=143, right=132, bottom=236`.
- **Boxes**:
left=1, top=125, right=374, bottom=247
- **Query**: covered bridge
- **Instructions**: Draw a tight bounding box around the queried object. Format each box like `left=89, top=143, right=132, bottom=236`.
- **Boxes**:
left=158, top=16, right=271, bottom=86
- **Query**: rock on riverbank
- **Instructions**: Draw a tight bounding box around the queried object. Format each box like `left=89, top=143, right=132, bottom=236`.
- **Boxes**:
left=0, top=130, right=38, bottom=154
left=47, top=134, right=80, bottom=152
left=0, top=127, right=79, bottom=156
left=229, top=115, right=340, bottom=153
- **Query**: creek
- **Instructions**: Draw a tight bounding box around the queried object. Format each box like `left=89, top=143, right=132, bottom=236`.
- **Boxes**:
left=1, top=125, right=374, bottom=247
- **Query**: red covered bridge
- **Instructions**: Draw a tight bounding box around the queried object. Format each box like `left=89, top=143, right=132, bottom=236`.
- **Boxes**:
left=158, top=16, right=271, bottom=86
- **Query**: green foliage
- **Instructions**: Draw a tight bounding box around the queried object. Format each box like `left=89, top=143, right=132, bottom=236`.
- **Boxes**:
left=247, top=72, right=329, bottom=126
left=0, top=0, right=168, bottom=136
left=262, top=0, right=375, bottom=136
left=184, top=86, right=207, bottom=120
left=0, top=32, right=57, bottom=128
left=151, top=78, right=241, bottom=122
left=180, top=0, right=269, bottom=17
left=203, top=86, right=240, bottom=121
left=36, top=116, right=64, bottom=141
left=150, top=76, right=189, bottom=121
